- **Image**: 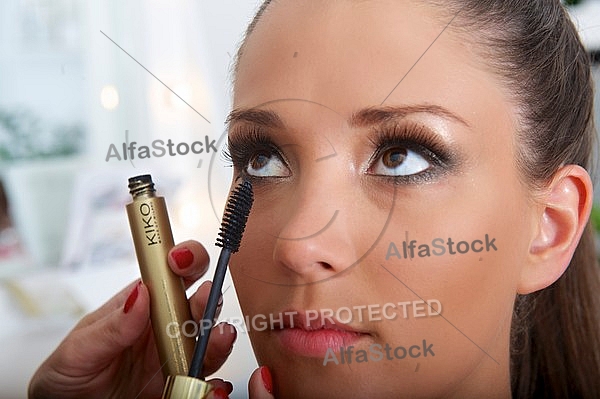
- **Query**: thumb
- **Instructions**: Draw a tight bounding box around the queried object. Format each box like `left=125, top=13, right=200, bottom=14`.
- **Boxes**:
left=65, top=281, right=151, bottom=371
left=249, top=366, right=275, bottom=399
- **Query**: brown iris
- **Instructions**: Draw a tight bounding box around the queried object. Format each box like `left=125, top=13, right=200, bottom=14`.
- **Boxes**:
left=250, top=152, right=271, bottom=171
left=381, top=147, right=407, bottom=169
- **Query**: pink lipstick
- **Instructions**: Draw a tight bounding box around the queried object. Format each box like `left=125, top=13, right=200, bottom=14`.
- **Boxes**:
left=273, top=311, right=370, bottom=357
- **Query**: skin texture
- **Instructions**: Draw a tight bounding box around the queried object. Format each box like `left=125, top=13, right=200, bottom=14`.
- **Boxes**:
left=226, top=0, right=592, bottom=397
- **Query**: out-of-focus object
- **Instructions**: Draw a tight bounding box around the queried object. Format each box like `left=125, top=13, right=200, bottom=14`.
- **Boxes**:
left=567, top=0, right=600, bottom=57
left=0, top=107, right=84, bottom=268
left=100, top=84, right=120, bottom=110
left=3, top=157, right=82, bottom=267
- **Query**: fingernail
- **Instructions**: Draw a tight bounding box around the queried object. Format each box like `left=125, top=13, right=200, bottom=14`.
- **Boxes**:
left=123, top=282, right=141, bottom=314
left=217, top=295, right=224, bottom=308
left=172, top=247, right=194, bottom=269
left=226, top=338, right=235, bottom=356
left=230, top=324, right=238, bottom=343
left=212, top=387, right=229, bottom=399
left=260, top=366, right=273, bottom=394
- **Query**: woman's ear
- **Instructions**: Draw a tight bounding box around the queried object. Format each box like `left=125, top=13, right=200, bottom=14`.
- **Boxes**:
left=517, top=165, right=593, bottom=294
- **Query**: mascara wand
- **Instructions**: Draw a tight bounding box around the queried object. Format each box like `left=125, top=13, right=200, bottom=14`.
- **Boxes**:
left=161, top=179, right=253, bottom=398
left=188, top=179, right=254, bottom=379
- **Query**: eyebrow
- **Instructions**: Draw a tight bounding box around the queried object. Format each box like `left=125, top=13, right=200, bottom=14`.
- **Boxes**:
left=226, top=104, right=469, bottom=129
left=226, top=108, right=284, bottom=129
left=350, top=105, right=470, bottom=128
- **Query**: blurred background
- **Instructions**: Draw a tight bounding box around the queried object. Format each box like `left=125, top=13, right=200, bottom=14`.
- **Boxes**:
left=0, top=0, right=598, bottom=397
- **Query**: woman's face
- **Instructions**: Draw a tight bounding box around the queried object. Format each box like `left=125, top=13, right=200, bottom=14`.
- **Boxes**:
left=228, top=1, right=534, bottom=397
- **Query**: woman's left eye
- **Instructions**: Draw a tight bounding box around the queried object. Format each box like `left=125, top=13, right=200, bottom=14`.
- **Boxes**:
left=368, top=146, right=431, bottom=176
left=246, top=151, right=290, bottom=177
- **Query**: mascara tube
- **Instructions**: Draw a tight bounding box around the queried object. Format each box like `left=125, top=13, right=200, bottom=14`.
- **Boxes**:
left=126, top=174, right=196, bottom=378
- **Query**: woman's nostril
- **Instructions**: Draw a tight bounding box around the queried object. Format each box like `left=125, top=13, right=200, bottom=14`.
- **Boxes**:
left=320, top=262, right=334, bottom=270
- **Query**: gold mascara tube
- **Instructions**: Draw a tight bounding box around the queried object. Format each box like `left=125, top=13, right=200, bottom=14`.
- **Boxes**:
left=126, top=174, right=195, bottom=378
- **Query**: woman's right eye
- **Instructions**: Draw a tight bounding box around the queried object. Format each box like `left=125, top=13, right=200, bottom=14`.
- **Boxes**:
left=225, top=129, right=291, bottom=179
left=245, top=150, right=290, bottom=177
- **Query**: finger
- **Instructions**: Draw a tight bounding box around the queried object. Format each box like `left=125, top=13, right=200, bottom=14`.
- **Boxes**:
left=206, top=387, right=230, bottom=399
left=206, top=378, right=233, bottom=395
left=80, top=240, right=208, bottom=328
left=202, top=323, right=237, bottom=376
left=168, top=240, right=210, bottom=287
left=76, top=279, right=141, bottom=328
left=54, top=282, right=151, bottom=374
left=249, top=366, right=275, bottom=399
left=189, top=281, right=225, bottom=322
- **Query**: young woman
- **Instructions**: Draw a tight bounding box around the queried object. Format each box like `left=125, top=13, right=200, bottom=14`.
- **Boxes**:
left=29, top=0, right=600, bottom=397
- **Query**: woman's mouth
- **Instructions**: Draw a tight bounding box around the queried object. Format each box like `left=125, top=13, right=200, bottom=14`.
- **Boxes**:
left=272, top=310, right=371, bottom=357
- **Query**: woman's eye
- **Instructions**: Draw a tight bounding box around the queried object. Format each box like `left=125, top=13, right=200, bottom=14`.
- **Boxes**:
left=369, top=146, right=431, bottom=176
left=246, top=151, right=290, bottom=177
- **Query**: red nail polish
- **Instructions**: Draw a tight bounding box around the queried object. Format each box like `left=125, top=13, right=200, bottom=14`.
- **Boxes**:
left=172, top=248, right=194, bottom=269
left=212, top=387, right=229, bottom=399
left=260, top=366, right=273, bottom=394
left=123, top=282, right=141, bottom=314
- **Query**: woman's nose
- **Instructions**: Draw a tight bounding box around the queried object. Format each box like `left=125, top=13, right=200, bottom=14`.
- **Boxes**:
left=271, top=170, right=359, bottom=284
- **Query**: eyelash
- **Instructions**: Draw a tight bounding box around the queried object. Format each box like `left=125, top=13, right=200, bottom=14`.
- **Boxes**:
left=223, top=124, right=455, bottom=184
left=367, top=123, right=455, bottom=184
left=223, top=128, right=285, bottom=180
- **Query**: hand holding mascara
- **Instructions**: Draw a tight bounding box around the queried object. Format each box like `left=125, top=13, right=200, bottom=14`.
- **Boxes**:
left=161, top=179, right=254, bottom=399
left=29, top=176, right=252, bottom=399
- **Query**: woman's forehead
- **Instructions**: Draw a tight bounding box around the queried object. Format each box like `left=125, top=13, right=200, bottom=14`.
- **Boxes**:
left=233, top=0, right=513, bottom=136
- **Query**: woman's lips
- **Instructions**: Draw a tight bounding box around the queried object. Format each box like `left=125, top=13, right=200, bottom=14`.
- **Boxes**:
left=276, top=328, right=365, bottom=357
left=273, top=310, right=370, bottom=357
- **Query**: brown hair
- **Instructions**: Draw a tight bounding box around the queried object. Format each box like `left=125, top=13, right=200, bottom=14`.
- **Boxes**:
left=235, top=1, right=599, bottom=396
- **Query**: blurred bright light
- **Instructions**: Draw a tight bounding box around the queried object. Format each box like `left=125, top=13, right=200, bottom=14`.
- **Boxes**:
left=100, top=85, right=120, bottom=110
left=168, top=83, right=192, bottom=110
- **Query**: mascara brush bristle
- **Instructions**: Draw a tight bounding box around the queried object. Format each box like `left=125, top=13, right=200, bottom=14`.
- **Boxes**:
left=216, top=180, right=253, bottom=252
